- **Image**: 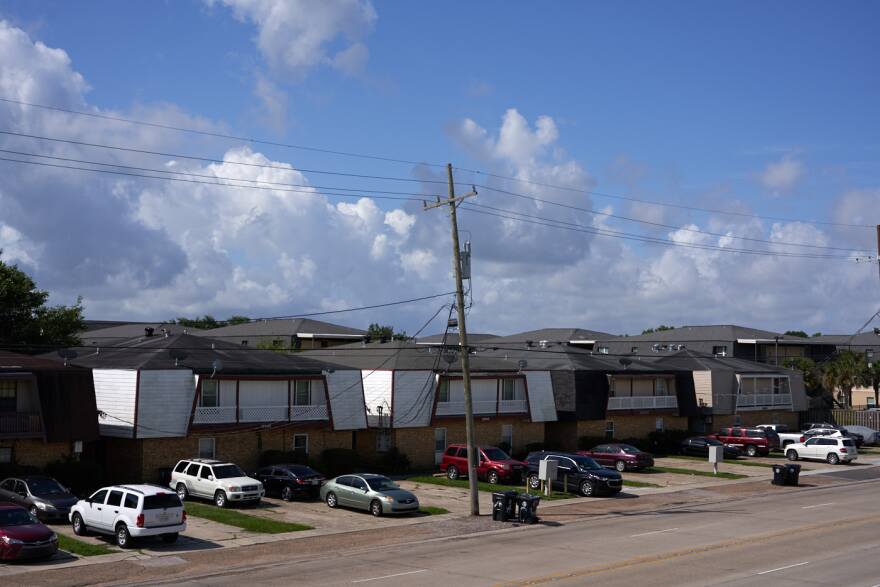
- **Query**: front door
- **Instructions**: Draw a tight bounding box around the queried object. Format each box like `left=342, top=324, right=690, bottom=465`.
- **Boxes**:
left=802, top=438, right=821, bottom=459
left=102, top=489, right=124, bottom=528
left=196, top=466, right=215, bottom=497
left=349, top=477, right=370, bottom=510
left=84, top=489, right=109, bottom=529
left=554, top=456, right=577, bottom=490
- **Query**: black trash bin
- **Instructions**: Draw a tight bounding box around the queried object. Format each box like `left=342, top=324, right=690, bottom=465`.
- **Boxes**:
left=158, top=467, right=172, bottom=487
left=517, top=494, right=541, bottom=524
left=492, top=492, right=507, bottom=521
left=502, top=490, right=518, bottom=520
left=785, top=464, right=801, bottom=486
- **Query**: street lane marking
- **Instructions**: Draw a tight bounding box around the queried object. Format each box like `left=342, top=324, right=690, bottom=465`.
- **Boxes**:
left=755, top=561, right=809, bottom=575
left=630, top=528, right=679, bottom=538
left=801, top=502, right=835, bottom=509
left=352, top=570, right=427, bottom=583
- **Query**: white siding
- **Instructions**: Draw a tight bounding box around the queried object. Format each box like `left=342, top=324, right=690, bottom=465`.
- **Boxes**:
left=219, top=380, right=236, bottom=406
left=238, top=380, right=287, bottom=406
left=93, top=369, right=137, bottom=438
left=392, top=371, right=435, bottom=428
left=362, top=370, right=392, bottom=424
left=326, top=370, right=367, bottom=430
left=525, top=371, right=557, bottom=422
left=136, top=370, right=195, bottom=439
left=693, top=370, right=713, bottom=408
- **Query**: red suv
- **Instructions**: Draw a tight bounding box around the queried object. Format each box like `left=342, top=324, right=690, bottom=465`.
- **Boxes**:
left=709, top=427, right=780, bottom=457
left=439, top=445, right=526, bottom=485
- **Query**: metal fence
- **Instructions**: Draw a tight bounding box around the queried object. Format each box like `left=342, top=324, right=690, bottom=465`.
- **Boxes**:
left=802, top=409, right=880, bottom=429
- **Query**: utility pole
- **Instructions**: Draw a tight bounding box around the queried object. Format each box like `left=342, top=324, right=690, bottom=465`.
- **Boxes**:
left=424, top=164, right=479, bottom=516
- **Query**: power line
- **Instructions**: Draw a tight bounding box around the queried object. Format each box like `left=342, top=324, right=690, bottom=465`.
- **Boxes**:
left=460, top=202, right=865, bottom=261
left=456, top=172, right=876, bottom=229
left=473, top=183, right=869, bottom=253
left=0, top=97, right=446, bottom=169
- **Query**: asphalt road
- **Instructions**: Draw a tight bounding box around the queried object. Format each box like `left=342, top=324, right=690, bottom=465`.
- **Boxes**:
left=128, top=475, right=880, bottom=587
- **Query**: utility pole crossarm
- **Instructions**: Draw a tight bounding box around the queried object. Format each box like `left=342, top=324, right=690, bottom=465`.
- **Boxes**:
left=423, top=187, right=477, bottom=210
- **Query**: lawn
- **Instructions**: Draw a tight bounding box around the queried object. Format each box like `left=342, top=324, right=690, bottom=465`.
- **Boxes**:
left=407, top=475, right=660, bottom=495
left=667, top=455, right=774, bottom=469
left=646, top=466, right=748, bottom=480
left=418, top=506, right=450, bottom=515
left=58, top=534, right=114, bottom=557
left=184, top=502, right=312, bottom=534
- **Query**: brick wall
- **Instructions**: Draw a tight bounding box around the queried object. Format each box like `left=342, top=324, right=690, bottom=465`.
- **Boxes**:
left=576, top=414, right=689, bottom=441
left=712, top=410, right=799, bottom=430
left=0, top=439, right=71, bottom=469
left=544, top=421, right=578, bottom=451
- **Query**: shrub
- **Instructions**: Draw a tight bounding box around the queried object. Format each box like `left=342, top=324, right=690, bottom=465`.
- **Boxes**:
left=577, top=436, right=607, bottom=451
left=318, top=448, right=359, bottom=477
left=374, top=447, right=411, bottom=475
left=643, top=429, right=691, bottom=456
left=45, top=457, right=104, bottom=495
left=497, top=441, right=511, bottom=455
left=259, top=450, right=308, bottom=467
left=512, top=442, right=545, bottom=461
left=0, top=462, right=39, bottom=480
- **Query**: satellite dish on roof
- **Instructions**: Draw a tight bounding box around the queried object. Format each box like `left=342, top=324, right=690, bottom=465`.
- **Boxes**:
left=211, top=359, right=223, bottom=379
left=169, top=349, right=188, bottom=367
left=619, top=358, right=632, bottom=370
left=57, top=349, right=77, bottom=366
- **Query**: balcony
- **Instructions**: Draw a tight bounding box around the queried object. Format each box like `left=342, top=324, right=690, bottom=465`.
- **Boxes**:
left=736, top=393, right=792, bottom=410
left=0, top=412, right=43, bottom=437
left=607, top=396, right=679, bottom=411
left=192, top=405, right=329, bottom=425
left=435, top=400, right=528, bottom=417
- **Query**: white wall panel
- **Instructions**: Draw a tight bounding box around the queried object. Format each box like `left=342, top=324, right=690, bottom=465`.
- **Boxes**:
left=525, top=371, right=557, bottom=422
left=362, top=370, right=392, bottom=422
left=219, top=380, right=236, bottom=406
left=693, top=370, right=713, bottom=408
left=92, top=369, right=137, bottom=438
left=238, top=380, right=287, bottom=406
left=392, top=371, right=435, bottom=428
left=136, top=370, right=195, bottom=438
left=326, top=370, right=367, bottom=430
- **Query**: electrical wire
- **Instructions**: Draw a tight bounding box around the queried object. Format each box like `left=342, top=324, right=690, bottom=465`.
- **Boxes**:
left=0, top=97, right=446, bottom=169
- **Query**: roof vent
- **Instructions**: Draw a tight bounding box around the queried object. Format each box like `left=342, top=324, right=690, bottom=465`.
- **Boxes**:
left=144, top=327, right=154, bottom=337
left=539, top=340, right=548, bottom=349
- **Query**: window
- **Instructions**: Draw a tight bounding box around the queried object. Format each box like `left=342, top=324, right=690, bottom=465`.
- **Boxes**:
left=124, top=494, right=138, bottom=509
left=731, top=429, right=743, bottom=437
left=0, top=447, right=11, bottom=464
left=437, top=380, right=449, bottom=403
left=444, top=446, right=457, bottom=457
left=456, top=447, right=468, bottom=458
left=199, top=380, right=218, bottom=408
left=501, top=379, right=516, bottom=401
left=107, top=490, right=124, bottom=507
left=199, top=466, right=213, bottom=479
left=434, top=428, right=447, bottom=453
left=294, top=380, right=311, bottom=406
left=598, top=346, right=609, bottom=355
left=605, top=421, right=614, bottom=440
left=631, top=346, right=639, bottom=354
left=712, top=346, right=728, bottom=357
left=350, top=477, right=367, bottom=491
left=90, top=489, right=108, bottom=504
left=174, top=461, right=188, bottom=473
left=293, top=433, right=309, bottom=454
left=734, top=414, right=742, bottom=427
left=654, top=378, right=668, bottom=396
left=198, top=437, right=216, bottom=460
left=241, top=340, right=248, bottom=347
left=185, top=463, right=201, bottom=477
left=655, top=417, right=664, bottom=432
left=144, top=494, right=182, bottom=510
left=869, top=396, right=877, bottom=408
left=0, top=380, right=16, bottom=412
left=376, top=430, right=392, bottom=453
left=501, top=424, right=513, bottom=450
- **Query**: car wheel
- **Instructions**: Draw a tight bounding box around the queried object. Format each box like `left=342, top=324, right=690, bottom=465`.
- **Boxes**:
left=176, top=483, right=188, bottom=501
left=746, top=445, right=757, bottom=457
left=72, top=512, right=88, bottom=536
left=326, top=492, right=338, bottom=508
left=487, top=470, right=500, bottom=485
left=161, top=533, right=179, bottom=544
left=446, top=466, right=459, bottom=480
left=281, top=486, right=293, bottom=501
left=527, top=474, right=540, bottom=490
left=214, top=490, right=227, bottom=508
left=580, top=480, right=594, bottom=497
left=615, top=461, right=626, bottom=472
left=116, top=524, right=132, bottom=548
left=370, top=499, right=383, bottom=517
left=786, top=450, right=798, bottom=461
left=827, top=453, right=840, bottom=465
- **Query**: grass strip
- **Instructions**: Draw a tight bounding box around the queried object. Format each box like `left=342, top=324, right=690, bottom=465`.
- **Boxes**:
left=185, top=501, right=312, bottom=533
left=407, top=475, right=575, bottom=501
left=623, top=479, right=663, bottom=488
left=667, top=456, right=774, bottom=469
left=418, top=506, right=450, bottom=515
left=58, top=534, right=114, bottom=557
left=648, top=466, right=748, bottom=480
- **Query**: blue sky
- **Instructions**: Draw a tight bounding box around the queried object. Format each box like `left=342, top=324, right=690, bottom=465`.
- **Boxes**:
left=0, top=1, right=878, bottom=335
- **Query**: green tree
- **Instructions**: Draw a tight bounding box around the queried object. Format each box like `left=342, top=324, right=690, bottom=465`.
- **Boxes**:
left=367, top=323, right=407, bottom=341
left=174, top=315, right=251, bottom=329
left=821, top=351, right=866, bottom=408
left=783, top=357, right=822, bottom=398
left=641, top=325, right=675, bottom=335
left=0, top=253, right=84, bottom=351
left=784, top=330, right=808, bottom=338
left=857, top=356, right=880, bottom=409
left=811, top=332, right=823, bottom=337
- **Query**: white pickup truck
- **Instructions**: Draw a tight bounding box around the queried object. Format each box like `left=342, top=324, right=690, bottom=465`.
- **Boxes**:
left=756, top=424, right=804, bottom=450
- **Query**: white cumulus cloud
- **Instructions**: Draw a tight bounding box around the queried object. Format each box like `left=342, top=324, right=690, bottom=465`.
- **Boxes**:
left=759, top=154, right=804, bottom=194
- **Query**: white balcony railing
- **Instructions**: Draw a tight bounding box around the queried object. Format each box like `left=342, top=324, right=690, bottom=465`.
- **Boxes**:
left=498, top=399, right=528, bottom=414
left=435, top=400, right=499, bottom=416
left=736, top=393, right=792, bottom=409
left=0, top=412, right=43, bottom=437
left=192, top=406, right=237, bottom=424
left=607, top=395, right=679, bottom=410
left=239, top=405, right=289, bottom=423
left=290, top=404, right=329, bottom=421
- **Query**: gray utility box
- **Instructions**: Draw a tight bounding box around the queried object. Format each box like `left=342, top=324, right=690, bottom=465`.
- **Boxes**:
left=539, top=458, right=558, bottom=481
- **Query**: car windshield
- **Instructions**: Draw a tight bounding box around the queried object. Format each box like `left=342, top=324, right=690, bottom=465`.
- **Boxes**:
left=573, top=456, right=603, bottom=470
left=28, top=478, right=65, bottom=495
left=213, top=465, right=245, bottom=479
left=143, top=494, right=182, bottom=510
left=0, top=509, right=36, bottom=527
left=365, top=477, right=398, bottom=492
left=482, top=448, right=511, bottom=461
left=619, top=445, right=641, bottom=454
left=705, top=438, right=723, bottom=446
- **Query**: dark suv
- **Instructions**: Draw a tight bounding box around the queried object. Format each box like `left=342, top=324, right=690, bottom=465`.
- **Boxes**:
left=254, top=464, right=325, bottom=500
left=524, top=451, right=623, bottom=497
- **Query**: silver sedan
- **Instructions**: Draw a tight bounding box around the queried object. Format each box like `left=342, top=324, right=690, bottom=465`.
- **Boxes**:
left=320, top=474, right=419, bottom=517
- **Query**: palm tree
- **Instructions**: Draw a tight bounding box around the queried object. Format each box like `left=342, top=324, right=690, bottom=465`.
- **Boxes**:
left=822, top=351, right=867, bottom=408
left=858, top=359, right=880, bottom=408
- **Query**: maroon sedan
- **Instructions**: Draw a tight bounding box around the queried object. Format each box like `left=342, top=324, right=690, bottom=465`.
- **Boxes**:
left=578, top=444, right=655, bottom=472
left=0, top=503, right=58, bottom=561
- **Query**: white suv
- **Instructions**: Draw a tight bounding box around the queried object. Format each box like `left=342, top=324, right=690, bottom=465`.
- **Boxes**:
left=170, top=459, right=264, bottom=508
left=69, top=484, right=185, bottom=548
left=785, top=436, right=858, bottom=465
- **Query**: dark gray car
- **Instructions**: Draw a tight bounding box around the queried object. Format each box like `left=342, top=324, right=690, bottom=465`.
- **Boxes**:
left=0, top=476, right=78, bottom=522
left=320, top=474, right=419, bottom=517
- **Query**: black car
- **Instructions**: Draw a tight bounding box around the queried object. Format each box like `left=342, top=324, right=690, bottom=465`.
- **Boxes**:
left=0, top=476, right=78, bottom=522
left=254, top=464, right=325, bottom=500
left=524, top=451, right=622, bottom=497
left=680, top=437, right=742, bottom=459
